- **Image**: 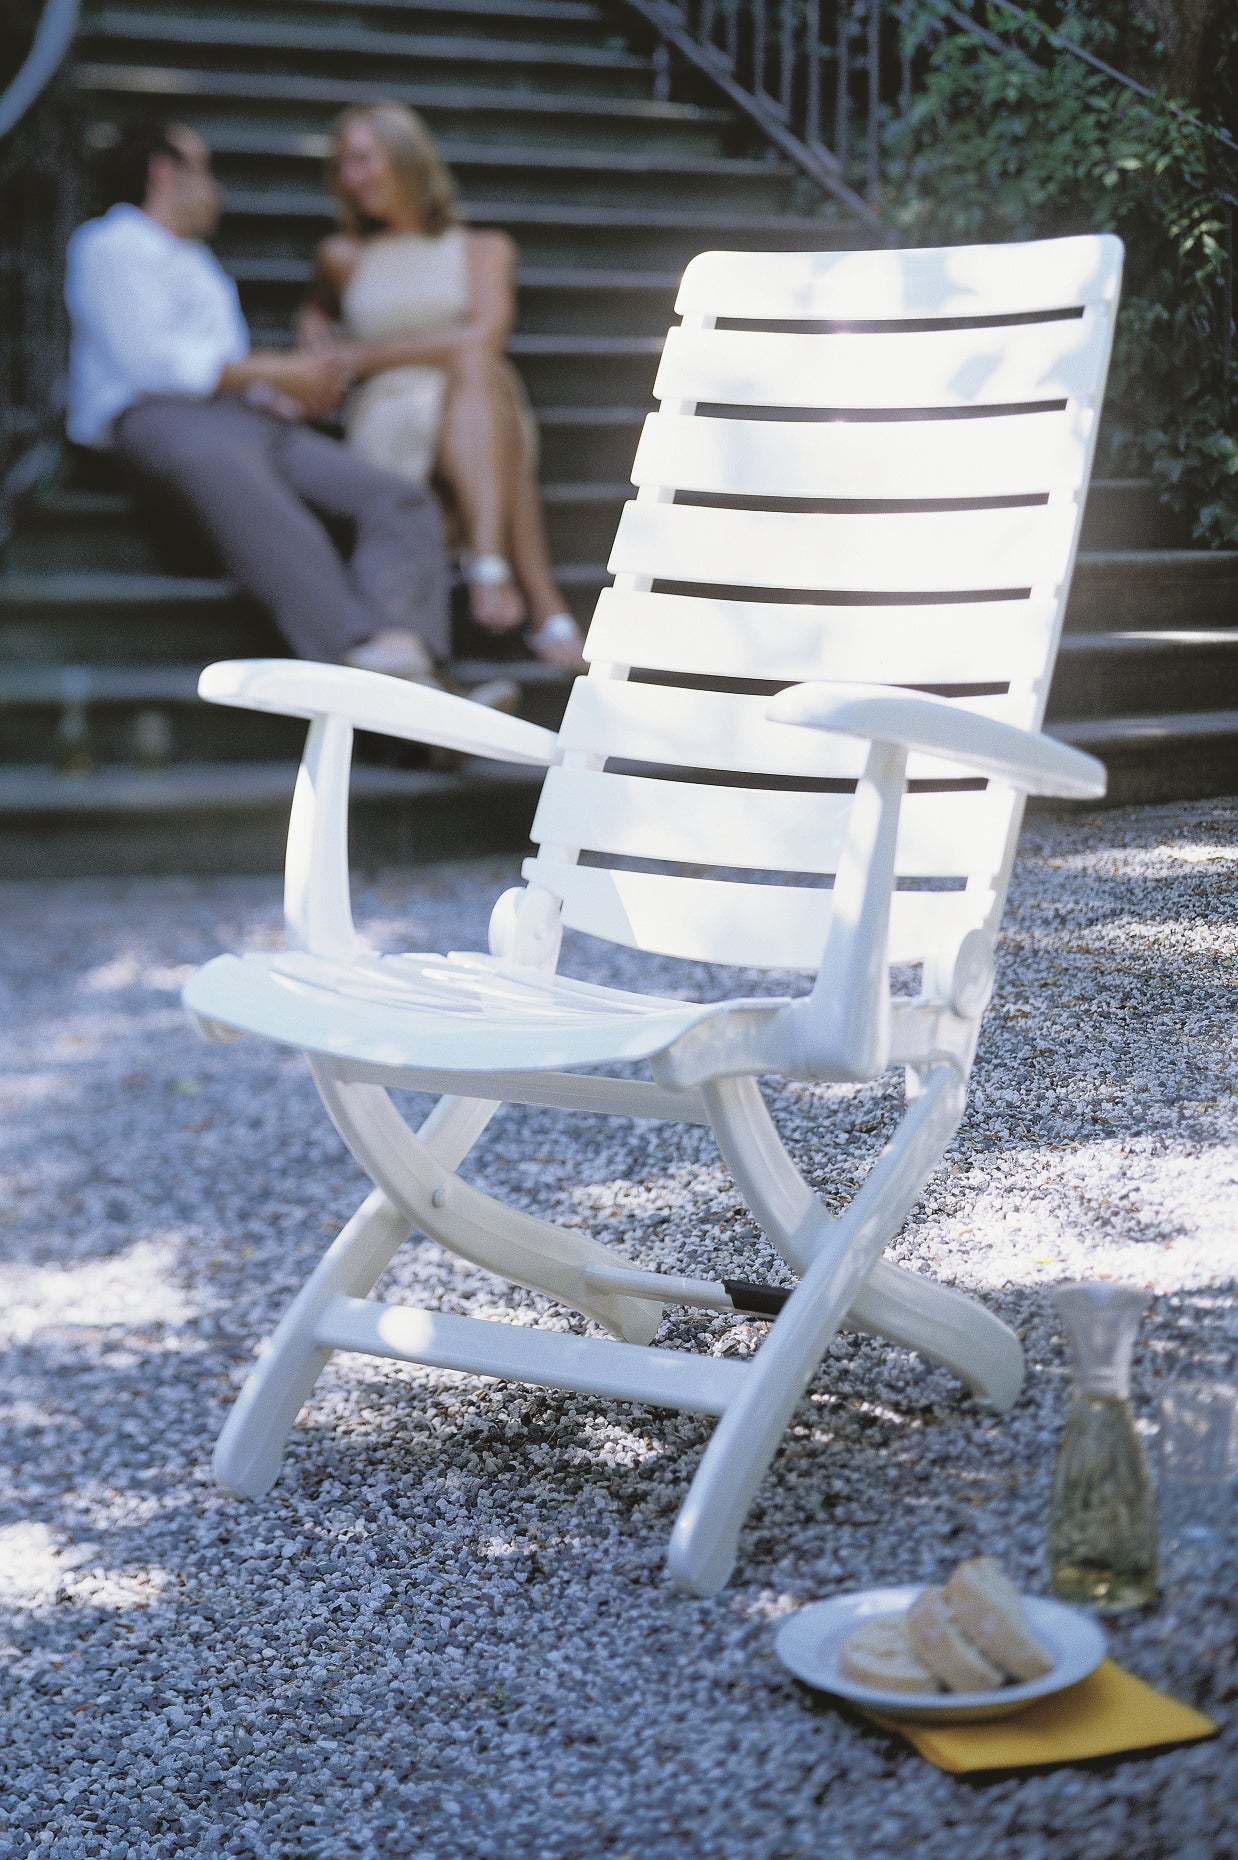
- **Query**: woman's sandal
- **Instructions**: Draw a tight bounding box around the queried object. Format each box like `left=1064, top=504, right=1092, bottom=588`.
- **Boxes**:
left=462, top=552, right=524, bottom=631
left=525, top=611, right=587, bottom=672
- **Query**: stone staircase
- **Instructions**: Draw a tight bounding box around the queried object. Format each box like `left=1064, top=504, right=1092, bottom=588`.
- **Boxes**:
left=0, top=0, right=1235, bottom=876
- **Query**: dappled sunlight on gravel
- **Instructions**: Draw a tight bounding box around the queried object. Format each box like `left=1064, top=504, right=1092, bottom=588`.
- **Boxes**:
left=0, top=802, right=1235, bottom=1858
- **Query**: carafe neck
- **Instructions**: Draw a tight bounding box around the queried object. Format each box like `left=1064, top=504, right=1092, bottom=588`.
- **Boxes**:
left=1054, top=1282, right=1146, bottom=1400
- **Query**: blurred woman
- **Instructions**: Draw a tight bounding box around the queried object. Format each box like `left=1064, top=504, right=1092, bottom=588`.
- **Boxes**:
left=298, top=102, right=584, bottom=670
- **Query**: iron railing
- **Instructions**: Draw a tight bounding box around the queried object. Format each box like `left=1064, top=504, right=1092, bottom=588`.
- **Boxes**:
left=0, top=0, right=80, bottom=550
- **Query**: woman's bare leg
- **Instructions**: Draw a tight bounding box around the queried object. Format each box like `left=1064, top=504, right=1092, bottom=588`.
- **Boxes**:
left=495, top=373, right=585, bottom=669
left=438, top=350, right=584, bottom=664
left=436, top=347, right=524, bottom=630
left=507, top=458, right=564, bottom=623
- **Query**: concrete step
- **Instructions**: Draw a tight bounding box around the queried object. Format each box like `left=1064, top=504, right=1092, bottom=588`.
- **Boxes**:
left=1049, top=628, right=1238, bottom=722
left=201, top=133, right=798, bottom=214
left=0, top=757, right=544, bottom=877
left=217, top=194, right=859, bottom=269
left=0, top=559, right=612, bottom=652
left=78, top=12, right=654, bottom=94
left=1065, top=550, right=1238, bottom=632
left=0, top=656, right=571, bottom=765
left=233, top=262, right=682, bottom=339
left=85, top=0, right=605, bottom=33
left=10, top=477, right=635, bottom=577
left=1081, top=478, right=1189, bottom=552
left=73, top=64, right=737, bottom=157
left=536, top=405, right=646, bottom=479
left=0, top=573, right=270, bottom=662
left=1049, top=711, right=1238, bottom=806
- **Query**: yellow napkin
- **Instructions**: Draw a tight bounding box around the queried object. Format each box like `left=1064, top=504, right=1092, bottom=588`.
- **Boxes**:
left=867, top=1660, right=1217, bottom=1774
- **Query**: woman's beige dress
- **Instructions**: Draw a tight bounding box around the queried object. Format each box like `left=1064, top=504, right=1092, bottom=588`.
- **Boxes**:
left=342, top=227, right=536, bottom=486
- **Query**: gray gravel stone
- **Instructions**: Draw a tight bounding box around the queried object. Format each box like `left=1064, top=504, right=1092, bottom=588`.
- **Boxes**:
left=0, top=798, right=1235, bottom=1858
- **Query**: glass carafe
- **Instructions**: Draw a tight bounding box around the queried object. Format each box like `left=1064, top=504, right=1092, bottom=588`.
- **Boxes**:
left=1048, top=1282, right=1158, bottom=1611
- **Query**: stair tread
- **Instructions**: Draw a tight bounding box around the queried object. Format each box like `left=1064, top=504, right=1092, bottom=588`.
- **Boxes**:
left=81, top=13, right=649, bottom=65
left=228, top=257, right=683, bottom=289
left=1051, top=710, right=1238, bottom=745
left=0, top=571, right=234, bottom=603
left=223, top=192, right=853, bottom=232
left=1075, top=549, right=1238, bottom=574
left=196, top=130, right=791, bottom=179
left=85, top=0, right=607, bottom=18
left=0, top=665, right=203, bottom=701
left=73, top=62, right=731, bottom=122
left=0, top=658, right=564, bottom=701
left=539, top=481, right=631, bottom=502
left=0, top=758, right=542, bottom=813
left=508, top=334, right=662, bottom=355
left=1060, top=628, right=1238, bottom=652
left=158, top=0, right=610, bottom=18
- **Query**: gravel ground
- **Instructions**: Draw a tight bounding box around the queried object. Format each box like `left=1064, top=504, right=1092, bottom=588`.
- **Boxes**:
left=1, top=797, right=1236, bottom=1860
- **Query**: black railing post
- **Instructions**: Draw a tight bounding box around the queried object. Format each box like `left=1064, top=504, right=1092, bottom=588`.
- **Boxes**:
left=779, top=0, right=795, bottom=120
left=652, top=38, right=671, bottom=100
left=805, top=0, right=822, bottom=147
left=836, top=1, right=852, bottom=171
left=1223, top=197, right=1235, bottom=425
left=866, top=0, right=881, bottom=203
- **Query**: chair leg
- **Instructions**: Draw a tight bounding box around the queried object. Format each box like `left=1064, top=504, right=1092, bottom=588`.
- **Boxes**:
left=215, top=1089, right=505, bottom=1496
left=309, top=1062, right=663, bottom=1343
left=703, top=1073, right=1023, bottom=1407
left=849, top=1259, right=1024, bottom=1412
left=670, top=1067, right=966, bottom=1594
left=214, top=1187, right=411, bottom=1496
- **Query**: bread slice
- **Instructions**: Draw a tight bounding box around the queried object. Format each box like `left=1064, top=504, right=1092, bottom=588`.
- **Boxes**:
left=906, top=1586, right=1004, bottom=1693
left=944, top=1557, right=1055, bottom=1682
left=839, top=1614, right=940, bottom=1694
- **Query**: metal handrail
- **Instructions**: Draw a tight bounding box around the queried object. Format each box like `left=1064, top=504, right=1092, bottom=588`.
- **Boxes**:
left=0, top=0, right=79, bottom=139
left=622, top=0, right=883, bottom=229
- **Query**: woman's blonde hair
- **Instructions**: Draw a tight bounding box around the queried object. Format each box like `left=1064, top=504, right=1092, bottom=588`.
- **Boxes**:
left=329, top=102, right=461, bottom=236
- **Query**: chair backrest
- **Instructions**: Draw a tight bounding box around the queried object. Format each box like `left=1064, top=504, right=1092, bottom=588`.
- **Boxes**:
left=524, top=235, right=1123, bottom=974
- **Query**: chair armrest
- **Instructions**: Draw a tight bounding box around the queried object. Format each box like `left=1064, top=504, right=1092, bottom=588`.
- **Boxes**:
left=199, top=659, right=562, bottom=768
left=767, top=681, right=1105, bottom=800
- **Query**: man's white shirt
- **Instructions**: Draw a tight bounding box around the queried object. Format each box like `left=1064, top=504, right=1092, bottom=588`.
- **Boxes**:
left=65, top=203, right=250, bottom=446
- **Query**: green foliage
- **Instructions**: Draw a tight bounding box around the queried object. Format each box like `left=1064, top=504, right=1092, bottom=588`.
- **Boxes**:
left=881, top=0, right=1238, bottom=546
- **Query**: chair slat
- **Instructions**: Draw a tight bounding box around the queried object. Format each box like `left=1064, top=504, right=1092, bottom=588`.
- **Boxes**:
left=584, top=589, right=1055, bottom=685
left=654, top=313, right=1109, bottom=412
left=523, top=856, right=990, bottom=969
left=675, top=235, right=1123, bottom=322
left=631, top=409, right=1093, bottom=500
left=531, top=768, right=1011, bottom=878
left=609, top=501, right=1076, bottom=594
left=560, top=677, right=1037, bottom=781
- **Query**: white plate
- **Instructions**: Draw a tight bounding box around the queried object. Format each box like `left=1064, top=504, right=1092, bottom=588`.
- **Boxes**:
left=775, top=1586, right=1107, bottom=1723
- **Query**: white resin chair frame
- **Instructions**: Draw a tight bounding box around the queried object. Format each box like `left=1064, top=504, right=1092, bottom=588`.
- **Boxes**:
left=184, top=235, right=1120, bottom=1594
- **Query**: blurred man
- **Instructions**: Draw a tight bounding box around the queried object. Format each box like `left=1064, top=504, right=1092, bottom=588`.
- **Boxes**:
left=65, top=120, right=454, bottom=682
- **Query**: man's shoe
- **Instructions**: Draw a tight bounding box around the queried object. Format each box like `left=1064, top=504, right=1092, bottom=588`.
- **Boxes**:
left=344, top=630, right=439, bottom=684
left=465, top=676, right=521, bottom=715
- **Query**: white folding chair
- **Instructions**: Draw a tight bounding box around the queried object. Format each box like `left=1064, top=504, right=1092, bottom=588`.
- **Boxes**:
left=184, top=234, right=1120, bottom=1594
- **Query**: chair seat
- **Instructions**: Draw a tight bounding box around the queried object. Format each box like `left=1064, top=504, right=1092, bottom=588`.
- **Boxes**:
left=183, top=947, right=783, bottom=1076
